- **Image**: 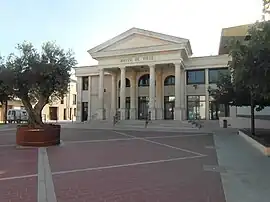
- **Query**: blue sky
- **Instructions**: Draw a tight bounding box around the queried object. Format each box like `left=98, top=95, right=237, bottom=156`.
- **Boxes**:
left=0, top=0, right=263, bottom=66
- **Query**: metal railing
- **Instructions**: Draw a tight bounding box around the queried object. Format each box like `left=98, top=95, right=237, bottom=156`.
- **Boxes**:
left=145, top=111, right=151, bottom=128
left=188, top=119, right=202, bottom=129
left=113, top=111, right=120, bottom=126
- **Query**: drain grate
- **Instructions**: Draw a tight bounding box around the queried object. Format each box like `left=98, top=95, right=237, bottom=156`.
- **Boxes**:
left=203, top=165, right=227, bottom=173
left=205, top=145, right=217, bottom=149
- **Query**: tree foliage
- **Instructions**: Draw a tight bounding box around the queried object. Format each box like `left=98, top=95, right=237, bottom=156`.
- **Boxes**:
left=263, top=0, right=270, bottom=14
left=209, top=20, right=270, bottom=135
left=0, top=42, right=77, bottom=127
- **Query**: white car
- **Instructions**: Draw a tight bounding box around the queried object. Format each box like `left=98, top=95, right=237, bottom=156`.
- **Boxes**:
left=7, top=109, right=29, bottom=123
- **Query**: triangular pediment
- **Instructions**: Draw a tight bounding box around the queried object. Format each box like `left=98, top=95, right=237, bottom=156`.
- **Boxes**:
left=101, top=33, right=175, bottom=51
left=88, top=27, right=190, bottom=55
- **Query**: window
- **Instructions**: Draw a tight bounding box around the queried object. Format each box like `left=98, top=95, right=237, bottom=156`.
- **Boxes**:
left=60, top=97, right=64, bottom=104
left=118, top=78, right=131, bottom=88
left=74, top=108, right=76, bottom=116
left=208, top=68, right=229, bottom=84
left=186, top=70, right=205, bottom=84
left=82, top=76, right=89, bottom=90
left=63, top=108, right=66, bottom=120
left=187, top=95, right=206, bottom=120
left=82, top=102, right=88, bottom=121
left=69, top=108, right=72, bottom=119
left=164, top=75, right=175, bottom=86
left=138, top=74, right=150, bottom=86
left=73, top=94, right=76, bottom=105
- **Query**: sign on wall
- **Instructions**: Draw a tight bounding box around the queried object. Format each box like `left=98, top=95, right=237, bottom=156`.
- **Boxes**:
left=120, top=55, right=154, bottom=63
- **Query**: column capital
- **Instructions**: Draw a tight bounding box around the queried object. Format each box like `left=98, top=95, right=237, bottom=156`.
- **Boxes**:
left=148, top=64, right=156, bottom=68
left=119, top=66, right=126, bottom=70
left=175, top=60, right=185, bottom=69
left=98, top=68, right=104, bottom=73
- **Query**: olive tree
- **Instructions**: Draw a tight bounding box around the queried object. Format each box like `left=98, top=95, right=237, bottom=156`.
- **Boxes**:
left=0, top=42, right=77, bottom=127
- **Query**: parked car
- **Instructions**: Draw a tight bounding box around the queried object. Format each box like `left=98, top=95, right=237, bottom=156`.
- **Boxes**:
left=7, top=109, right=28, bottom=123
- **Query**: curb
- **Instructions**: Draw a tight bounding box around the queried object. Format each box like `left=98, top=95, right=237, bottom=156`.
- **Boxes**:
left=238, top=130, right=270, bottom=156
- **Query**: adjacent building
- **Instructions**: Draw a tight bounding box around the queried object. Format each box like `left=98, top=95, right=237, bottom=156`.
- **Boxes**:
left=42, top=79, right=77, bottom=121
left=0, top=79, right=77, bottom=123
left=74, top=27, right=230, bottom=121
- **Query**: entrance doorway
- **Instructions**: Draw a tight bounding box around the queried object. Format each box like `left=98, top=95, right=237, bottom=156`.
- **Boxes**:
left=126, top=97, right=130, bottom=119
left=164, top=96, right=175, bottom=120
left=49, top=107, right=58, bottom=120
left=81, top=102, right=88, bottom=122
left=118, top=97, right=131, bottom=119
left=138, top=96, right=149, bottom=120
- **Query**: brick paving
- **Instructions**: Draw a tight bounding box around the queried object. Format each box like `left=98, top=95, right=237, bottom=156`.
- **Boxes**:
left=49, top=129, right=226, bottom=202
left=0, top=130, right=38, bottom=202
left=0, top=127, right=226, bottom=201
left=0, top=177, right=37, bottom=202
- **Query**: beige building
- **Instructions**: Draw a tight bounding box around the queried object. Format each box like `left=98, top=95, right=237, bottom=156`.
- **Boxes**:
left=42, top=79, right=77, bottom=121
left=75, top=28, right=231, bottom=122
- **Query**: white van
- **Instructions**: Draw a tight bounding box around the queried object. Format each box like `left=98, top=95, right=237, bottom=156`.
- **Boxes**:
left=7, top=109, right=28, bottom=123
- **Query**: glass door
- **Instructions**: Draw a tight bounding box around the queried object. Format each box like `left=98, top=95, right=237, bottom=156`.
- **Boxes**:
left=138, top=96, right=149, bottom=120
left=164, top=96, right=175, bottom=120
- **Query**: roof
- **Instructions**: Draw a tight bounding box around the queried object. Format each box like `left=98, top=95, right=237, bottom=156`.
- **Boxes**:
left=88, top=27, right=192, bottom=56
left=218, top=24, right=251, bottom=54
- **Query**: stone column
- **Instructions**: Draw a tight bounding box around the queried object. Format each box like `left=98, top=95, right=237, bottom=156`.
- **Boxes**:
left=87, top=76, right=92, bottom=121
left=98, top=68, right=104, bottom=120
left=174, top=63, right=182, bottom=120
left=180, top=68, right=186, bottom=120
left=130, top=70, right=137, bottom=119
left=76, top=77, right=82, bottom=122
left=149, top=64, right=156, bottom=120
left=156, top=70, right=163, bottom=119
left=111, top=72, right=117, bottom=117
left=205, top=68, right=209, bottom=120
left=120, top=67, right=126, bottom=120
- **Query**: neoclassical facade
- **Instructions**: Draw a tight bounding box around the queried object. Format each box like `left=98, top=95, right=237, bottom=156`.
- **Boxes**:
left=75, top=28, right=230, bottom=121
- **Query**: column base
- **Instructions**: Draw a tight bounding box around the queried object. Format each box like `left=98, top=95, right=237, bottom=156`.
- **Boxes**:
left=111, top=108, right=117, bottom=119
left=181, top=108, right=186, bottom=120
left=149, top=108, right=156, bottom=120
left=174, top=108, right=182, bottom=121
left=156, top=108, right=163, bottom=120
left=129, top=108, right=137, bottom=120
left=97, top=108, right=105, bottom=120
left=120, top=108, right=126, bottom=120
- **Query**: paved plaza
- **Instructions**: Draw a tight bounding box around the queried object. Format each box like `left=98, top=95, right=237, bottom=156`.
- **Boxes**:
left=0, top=125, right=269, bottom=201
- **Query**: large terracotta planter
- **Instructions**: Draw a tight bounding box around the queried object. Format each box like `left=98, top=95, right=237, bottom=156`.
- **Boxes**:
left=16, top=124, right=61, bottom=147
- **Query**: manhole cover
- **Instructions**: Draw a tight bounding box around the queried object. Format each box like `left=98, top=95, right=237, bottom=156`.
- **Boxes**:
left=203, top=165, right=227, bottom=173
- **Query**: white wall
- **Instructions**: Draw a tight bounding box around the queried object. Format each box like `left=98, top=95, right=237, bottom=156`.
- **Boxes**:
left=237, top=106, right=270, bottom=116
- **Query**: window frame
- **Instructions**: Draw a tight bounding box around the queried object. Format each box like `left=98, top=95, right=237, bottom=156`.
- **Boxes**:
left=73, top=94, right=77, bottom=105
left=208, top=68, right=229, bottom=84
left=82, top=76, right=89, bottom=90
left=164, top=75, right=175, bottom=86
left=186, top=69, right=205, bottom=85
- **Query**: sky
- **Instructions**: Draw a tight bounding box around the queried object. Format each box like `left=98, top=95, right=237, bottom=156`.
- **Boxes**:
left=0, top=0, right=264, bottom=67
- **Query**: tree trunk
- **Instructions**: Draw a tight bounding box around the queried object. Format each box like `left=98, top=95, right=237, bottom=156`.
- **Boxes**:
left=4, top=100, right=8, bottom=124
left=224, top=104, right=229, bottom=117
left=250, top=96, right=255, bottom=136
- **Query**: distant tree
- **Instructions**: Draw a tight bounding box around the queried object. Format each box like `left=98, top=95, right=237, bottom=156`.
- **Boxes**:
left=0, top=42, right=77, bottom=127
left=263, top=0, right=270, bottom=14
left=0, top=56, right=13, bottom=123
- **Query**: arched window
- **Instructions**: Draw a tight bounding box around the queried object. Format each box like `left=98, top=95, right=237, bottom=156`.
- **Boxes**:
left=118, top=78, right=131, bottom=88
left=164, top=75, right=175, bottom=86
left=138, top=74, right=150, bottom=86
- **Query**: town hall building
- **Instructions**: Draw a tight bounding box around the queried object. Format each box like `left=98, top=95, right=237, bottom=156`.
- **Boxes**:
left=74, top=27, right=230, bottom=122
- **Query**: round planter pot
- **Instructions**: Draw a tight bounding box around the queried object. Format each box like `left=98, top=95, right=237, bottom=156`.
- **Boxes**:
left=16, top=124, right=61, bottom=147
